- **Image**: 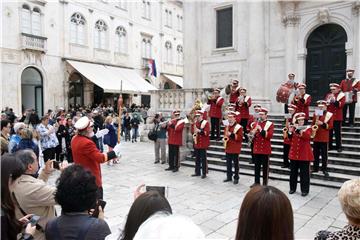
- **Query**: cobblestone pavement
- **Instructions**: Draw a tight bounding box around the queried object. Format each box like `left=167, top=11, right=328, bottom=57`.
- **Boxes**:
left=50, top=141, right=348, bottom=239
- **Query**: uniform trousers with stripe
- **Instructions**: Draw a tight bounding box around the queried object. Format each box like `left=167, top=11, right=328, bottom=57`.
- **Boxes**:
left=194, top=148, right=207, bottom=176
left=168, top=144, right=180, bottom=170
left=329, top=121, right=342, bottom=149
left=343, top=102, right=355, bottom=124
left=289, top=160, right=310, bottom=193
left=254, top=154, right=269, bottom=185
left=225, top=153, right=239, bottom=180
left=313, top=142, right=328, bottom=171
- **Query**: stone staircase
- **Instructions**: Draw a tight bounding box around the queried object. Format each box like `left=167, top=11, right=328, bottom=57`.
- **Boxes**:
left=182, top=114, right=360, bottom=188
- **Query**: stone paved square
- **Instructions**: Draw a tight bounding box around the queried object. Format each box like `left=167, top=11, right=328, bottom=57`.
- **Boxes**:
left=50, top=141, right=346, bottom=240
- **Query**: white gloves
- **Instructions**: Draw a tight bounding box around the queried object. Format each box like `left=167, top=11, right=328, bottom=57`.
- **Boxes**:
left=95, top=129, right=109, bottom=138
left=113, top=143, right=122, bottom=157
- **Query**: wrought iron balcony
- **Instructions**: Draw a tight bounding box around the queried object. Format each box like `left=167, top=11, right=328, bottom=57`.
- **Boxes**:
left=21, top=33, right=47, bottom=52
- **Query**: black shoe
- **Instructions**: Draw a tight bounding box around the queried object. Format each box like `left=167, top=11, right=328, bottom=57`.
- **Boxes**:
left=250, top=183, right=259, bottom=188
left=165, top=168, right=173, bottom=171
left=337, top=148, right=343, bottom=152
left=132, top=140, right=134, bottom=143
left=191, top=174, right=200, bottom=177
left=289, top=190, right=296, bottom=194
left=301, top=192, right=309, bottom=197
left=154, top=161, right=160, bottom=164
left=201, top=175, right=206, bottom=179
left=323, top=171, right=329, bottom=177
left=172, top=168, right=179, bottom=172
left=223, top=179, right=232, bottom=183
left=233, top=179, right=239, bottom=184
left=161, top=161, right=166, bottom=164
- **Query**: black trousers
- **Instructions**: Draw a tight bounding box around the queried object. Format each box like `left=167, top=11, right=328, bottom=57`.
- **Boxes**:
left=289, top=160, right=310, bottom=193
left=194, top=148, right=207, bottom=176
left=254, top=154, right=269, bottom=185
left=210, top=117, right=220, bottom=139
left=97, top=187, right=103, bottom=200
left=283, top=143, right=290, bottom=167
left=240, top=119, right=249, bottom=142
left=343, top=102, right=356, bottom=124
left=225, top=153, right=239, bottom=180
left=42, top=147, right=56, bottom=162
left=284, top=104, right=289, bottom=114
left=329, top=121, right=342, bottom=149
left=55, top=144, right=64, bottom=162
left=168, top=144, right=180, bottom=169
left=250, top=142, right=254, bottom=164
left=313, top=142, right=328, bottom=171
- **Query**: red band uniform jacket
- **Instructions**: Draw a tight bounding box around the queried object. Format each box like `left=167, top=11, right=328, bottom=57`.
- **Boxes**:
left=229, top=89, right=240, bottom=104
left=292, top=94, right=312, bottom=119
left=312, top=111, right=334, bottom=143
left=289, top=127, right=314, bottom=161
left=253, top=120, right=274, bottom=155
left=167, top=118, right=185, bottom=146
left=208, top=96, right=224, bottom=119
left=326, top=92, right=346, bottom=121
left=191, top=120, right=210, bottom=149
left=72, top=135, right=108, bottom=187
left=236, top=96, right=252, bottom=119
left=225, top=123, right=243, bottom=154
left=340, top=78, right=360, bottom=103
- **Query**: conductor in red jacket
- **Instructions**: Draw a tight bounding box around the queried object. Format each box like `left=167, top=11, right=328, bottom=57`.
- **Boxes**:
left=288, top=112, right=314, bottom=197
left=208, top=88, right=224, bottom=140
left=166, top=110, right=185, bottom=172
left=71, top=116, right=121, bottom=199
left=223, top=111, right=243, bottom=184
left=191, top=110, right=210, bottom=179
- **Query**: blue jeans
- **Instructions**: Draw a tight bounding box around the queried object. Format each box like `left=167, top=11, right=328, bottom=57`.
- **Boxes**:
left=132, top=128, right=138, bottom=141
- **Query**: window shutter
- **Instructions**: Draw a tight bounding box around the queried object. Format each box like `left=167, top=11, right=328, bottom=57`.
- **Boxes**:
left=21, top=9, right=31, bottom=34
left=32, top=12, right=41, bottom=35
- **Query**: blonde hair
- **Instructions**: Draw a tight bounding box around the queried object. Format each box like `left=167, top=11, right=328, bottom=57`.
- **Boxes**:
left=19, top=128, right=33, bottom=140
left=105, top=116, right=113, bottom=124
left=338, top=178, right=360, bottom=224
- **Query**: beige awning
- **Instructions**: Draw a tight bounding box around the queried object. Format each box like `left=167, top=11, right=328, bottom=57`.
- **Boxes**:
left=66, top=60, right=157, bottom=93
left=163, top=74, right=183, bottom=88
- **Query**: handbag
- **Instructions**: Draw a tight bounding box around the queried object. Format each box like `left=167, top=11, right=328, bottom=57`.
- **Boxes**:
left=148, top=124, right=159, bottom=141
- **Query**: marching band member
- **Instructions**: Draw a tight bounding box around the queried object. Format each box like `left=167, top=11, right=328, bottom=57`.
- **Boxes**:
left=250, top=108, right=274, bottom=188
left=282, top=104, right=297, bottom=168
left=312, top=100, right=333, bottom=177
left=292, top=83, right=311, bottom=124
left=227, top=103, right=241, bottom=124
left=236, top=88, right=252, bottom=142
left=228, top=79, right=241, bottom=104
left=166, top=110, right=185, bottom=172
left=191, top=110, right=210, bottom=179
left=288, top=112, right=314, bottom=197
left=247, top=104, right=262, bottom=164
left=208, top=88, right=224, bottom=140
left=340, top=69, right=359, bottom=126
left=326, top=83, right=345, bottom=152
left=284, top=73, right=298, bottom=113
left=223, top=111, right=243, bottom=184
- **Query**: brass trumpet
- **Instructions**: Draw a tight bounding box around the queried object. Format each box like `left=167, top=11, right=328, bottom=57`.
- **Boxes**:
left=311, top=115, right=320, bottom=138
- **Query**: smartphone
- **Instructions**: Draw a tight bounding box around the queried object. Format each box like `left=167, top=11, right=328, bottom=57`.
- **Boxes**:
left=29, top=215, right=40, bottom=227
left=146, top=186, right=167, bottom=198
left=92, top=199, right=107, bottom=218
left=53, top=161, right=60, bottom=170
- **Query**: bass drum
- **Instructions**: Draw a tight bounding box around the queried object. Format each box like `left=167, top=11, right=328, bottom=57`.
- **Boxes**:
left=276, top=85, right=291, bottom=104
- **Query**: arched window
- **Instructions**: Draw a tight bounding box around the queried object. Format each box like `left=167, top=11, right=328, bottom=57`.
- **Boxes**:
left=177, top=45, right=183, bottom=65
left=115, top=26, right=127, bottom=54
left=21, top=4, right=31, bottom=34
left=32, top=8, right=41, bottom=36
left=165, top=41, right=172, bottom=63
left=94, top=20, right=108, bottom=49
left=70, top=12, right=86, bottom=45
left=142, top=1, right=151, bottom=19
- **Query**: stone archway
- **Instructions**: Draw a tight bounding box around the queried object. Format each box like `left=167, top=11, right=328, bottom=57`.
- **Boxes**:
left=21, top=67, right=43, bottom=115
left=306, top=23, right=347, bottom=103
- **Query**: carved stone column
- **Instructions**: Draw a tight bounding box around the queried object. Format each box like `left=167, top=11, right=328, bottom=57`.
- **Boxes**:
left=282, top=13, right=300, bottom=80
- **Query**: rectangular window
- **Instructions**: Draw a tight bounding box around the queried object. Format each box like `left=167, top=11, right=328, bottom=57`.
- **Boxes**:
left=216, top=7, right=233, bottom=48
left=21, top=9, right=31, bottom=34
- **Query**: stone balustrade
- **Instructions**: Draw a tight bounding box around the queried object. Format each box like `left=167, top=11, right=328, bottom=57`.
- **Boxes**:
left=21, top=33, right=47, bottom=52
